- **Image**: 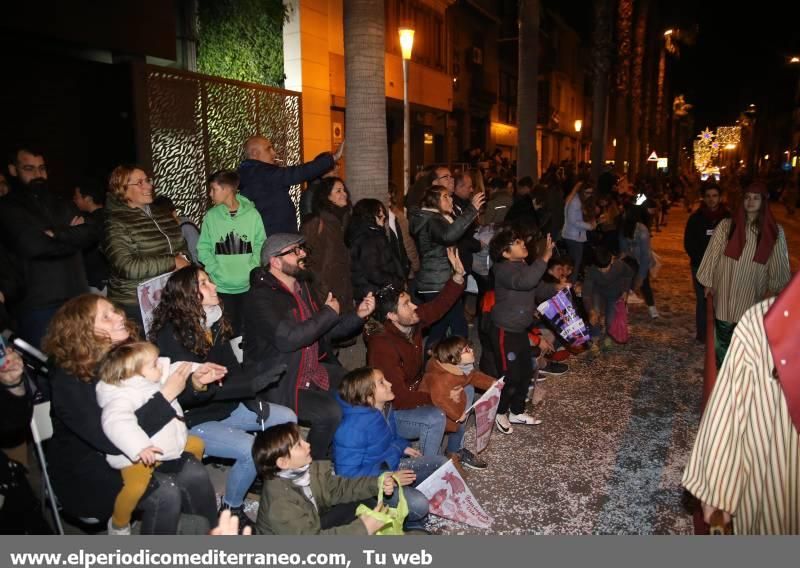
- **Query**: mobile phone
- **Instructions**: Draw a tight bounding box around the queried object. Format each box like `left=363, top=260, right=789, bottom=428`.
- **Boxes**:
left=0, top=335, right=7, bottom=369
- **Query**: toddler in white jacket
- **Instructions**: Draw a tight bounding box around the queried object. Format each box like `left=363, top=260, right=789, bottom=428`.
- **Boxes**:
left=96, top=342, right=204, bottom=535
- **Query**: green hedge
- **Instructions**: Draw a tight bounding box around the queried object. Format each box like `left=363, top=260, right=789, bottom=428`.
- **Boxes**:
left=197, top=0, right=288, bottom=87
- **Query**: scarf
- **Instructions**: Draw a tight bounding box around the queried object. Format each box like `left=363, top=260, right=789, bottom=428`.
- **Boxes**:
left=203, top=305, right=223, bottom=329
left=277, top=464, right=317, bottom=510
left=457, top=362, right=475, bottom=375
left=700, top=203, right=729, bottom=225
left=764, top=271, right=800, bottom=433
left=723, top=182, right=778, bottom=264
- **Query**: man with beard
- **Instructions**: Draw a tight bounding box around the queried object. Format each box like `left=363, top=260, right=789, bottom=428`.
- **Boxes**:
left=0, top=146, right=98, bottom=348
left=244, top=233, right=375, bottom=460
left=683, top=183, right=730, bottom=342
left=365, top=248, right=465, bottom=459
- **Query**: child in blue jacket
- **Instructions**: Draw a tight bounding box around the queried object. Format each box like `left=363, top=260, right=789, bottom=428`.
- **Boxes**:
left=333, top=367, right=448, bottom=530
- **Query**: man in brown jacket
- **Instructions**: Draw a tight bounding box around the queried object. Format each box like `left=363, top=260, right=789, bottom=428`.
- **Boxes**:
left=366, top=249, right=465, bottom=458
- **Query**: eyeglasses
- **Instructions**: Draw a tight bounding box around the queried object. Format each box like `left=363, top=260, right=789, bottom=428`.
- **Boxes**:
left=375, top=283, right=400, bottom=299
left=275, top=244, right=308, bottom=257
left=127, top=177, right=154, bottom=187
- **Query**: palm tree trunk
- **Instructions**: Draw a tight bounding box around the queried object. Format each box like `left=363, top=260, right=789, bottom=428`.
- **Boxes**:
left=628, top=0, right=649, bottom=177
left=343, top=0, right=388, bottom=202
left=517, top=0, right=540, bottom=181
left=590, top=0, right=614, bottom=184
left=613, top=0, right=633, bottom=175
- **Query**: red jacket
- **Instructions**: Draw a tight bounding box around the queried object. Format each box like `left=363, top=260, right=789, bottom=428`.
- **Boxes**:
left=366, top=278, right=465, bottom=410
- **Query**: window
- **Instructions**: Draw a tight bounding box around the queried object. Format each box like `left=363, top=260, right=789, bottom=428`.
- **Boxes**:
left=498, top=70, right=517, bottom=125
left=385, top=0, right=446, bottom=71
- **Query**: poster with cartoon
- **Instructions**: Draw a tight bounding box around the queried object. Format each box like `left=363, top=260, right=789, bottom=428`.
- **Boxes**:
left=416, top=460, right=493, bottom=529
left=536, top=288, right=590, bottom=346
left=137, top=271, right=173, bottom=336
left=463, top=378, right=503, bottom=454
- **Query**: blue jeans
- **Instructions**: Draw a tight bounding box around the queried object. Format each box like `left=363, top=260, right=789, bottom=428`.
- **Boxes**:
left=394, top=406, right=446, bottom=457
left=564, top=239, right=584, bottom=283
left=388, top=455, right=450, bottom=523
left=445, top=385, right=474, bottom=453
left=190, top=402, right=297, bottom=508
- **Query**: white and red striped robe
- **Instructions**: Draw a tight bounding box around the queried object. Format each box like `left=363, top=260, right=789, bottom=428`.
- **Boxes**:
left=683, top=297, right=800, bottom=534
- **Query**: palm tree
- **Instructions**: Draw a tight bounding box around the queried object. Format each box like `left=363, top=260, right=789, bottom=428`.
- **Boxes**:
left=343, top=0, right=388, bottom=201
left=517, top=0, right=540, bottom=181
left=628, top=0, right=649, bottom=177
left=590, top=0, right=615, bottom=184
left=613, top=0, right=634, bottom=176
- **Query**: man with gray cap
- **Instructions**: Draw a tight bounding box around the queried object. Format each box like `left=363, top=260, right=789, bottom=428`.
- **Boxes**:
left=244, top=233, right=375, bottom=459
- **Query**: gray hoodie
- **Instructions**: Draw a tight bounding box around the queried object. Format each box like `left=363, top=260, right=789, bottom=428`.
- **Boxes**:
left=490, top=258, right=547, bottom=332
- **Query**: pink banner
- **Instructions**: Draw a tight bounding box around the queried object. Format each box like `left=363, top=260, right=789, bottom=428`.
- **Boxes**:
left=469, top=379, right=503, bottom=454
left=416, top=460, right=493, bottom=529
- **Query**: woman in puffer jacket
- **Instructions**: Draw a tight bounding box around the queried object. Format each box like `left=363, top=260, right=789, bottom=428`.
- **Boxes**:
left=408, top=187, right=484, bottom=349
left=104, top=165, right=189, bottom=328
left=346, top=199, right=405, bottom=303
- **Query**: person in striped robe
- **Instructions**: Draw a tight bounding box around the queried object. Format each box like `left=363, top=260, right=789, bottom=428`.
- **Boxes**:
left=683, top=272, right=800, bottom=534
left=696, top=182, right=790, bottom=367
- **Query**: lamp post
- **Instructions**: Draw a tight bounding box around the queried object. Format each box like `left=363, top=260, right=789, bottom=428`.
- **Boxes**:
left=574, top=119, right=583, bottom=161
left=399, top=26, right=415, bottom=196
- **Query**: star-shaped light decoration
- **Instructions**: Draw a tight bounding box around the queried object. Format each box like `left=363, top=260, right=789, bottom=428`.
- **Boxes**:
left=699, top=127, right=714, bottom=141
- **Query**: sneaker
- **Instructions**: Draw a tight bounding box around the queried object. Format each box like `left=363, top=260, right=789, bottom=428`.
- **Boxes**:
left=627, top=293, right=644, bottom=305
left=495, top=413, right=514, bottom=435
left=540, top=361, right=568, bottom=376
left=107, top=518, right=131, bottom=536
left=457, top=448, right=488, bottom=470
left=508, top=412, right=543, bottom=425
left=446, top=452, right=468, bottom=477
left=648, top=305, right=660, bottom=319
left=535, top=373, right=547, bottom=382
left=218, top=501, right=256, bottom=533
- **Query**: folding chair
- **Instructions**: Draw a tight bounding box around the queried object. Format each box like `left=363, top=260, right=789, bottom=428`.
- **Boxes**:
left=30, top=401, right=65, bottom=535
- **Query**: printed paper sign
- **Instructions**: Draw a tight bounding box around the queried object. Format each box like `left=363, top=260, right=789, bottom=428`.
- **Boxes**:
left=137, top=272, right=173, bottom=336
left=537, top=288, right=591, bottom=346
left=417, top=460, right=493, bottom=529
left=464, top=379, right=503, bottom=454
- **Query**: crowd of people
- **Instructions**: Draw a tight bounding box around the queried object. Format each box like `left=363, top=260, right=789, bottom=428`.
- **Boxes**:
left=0, top=140, right=795, bottom=535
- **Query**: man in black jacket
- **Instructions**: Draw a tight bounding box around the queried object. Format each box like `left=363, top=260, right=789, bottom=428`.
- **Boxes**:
left=0, top=147, right=99, bottom=347
left=244, top=233, right=375, bottom=459
left=683, top=183, right=730, bottom=342
left=238, top=137, right=342, bottom=236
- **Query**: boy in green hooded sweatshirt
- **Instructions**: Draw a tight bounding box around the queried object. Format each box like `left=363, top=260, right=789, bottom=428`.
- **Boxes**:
left=198, top=170, right=267, bottom=335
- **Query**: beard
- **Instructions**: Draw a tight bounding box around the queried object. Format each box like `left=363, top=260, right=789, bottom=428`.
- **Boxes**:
left=280, top=258, right=314, bottom=281
left=23, top=177, right=48, bottom=192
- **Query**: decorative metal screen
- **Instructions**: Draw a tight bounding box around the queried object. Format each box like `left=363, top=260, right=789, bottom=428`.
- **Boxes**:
left=145, top=66, right=302, bottom=225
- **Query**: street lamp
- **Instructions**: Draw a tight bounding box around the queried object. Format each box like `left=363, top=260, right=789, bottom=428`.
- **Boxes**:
left=574, top=120, right=582, bottom=161
left=399, top=26, right=415, bottom=196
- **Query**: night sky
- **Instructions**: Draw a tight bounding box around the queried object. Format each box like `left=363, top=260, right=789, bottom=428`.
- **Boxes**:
left=549, top=0, right=800, bottom=133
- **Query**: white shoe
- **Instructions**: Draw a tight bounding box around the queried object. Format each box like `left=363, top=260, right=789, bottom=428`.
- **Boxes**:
left=508, top=412, right=543, bottom=425
left=648, top=305, right=660, bottom=319
left=107, top=518, right=131, bottom=535
left=627, top=293, right=644, bottom=305
left=495, top=414, right=514, bottom=435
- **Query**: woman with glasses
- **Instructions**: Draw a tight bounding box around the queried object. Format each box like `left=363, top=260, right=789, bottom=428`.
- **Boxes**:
left=346, top=198, right=406, bottom=303
left=409, top=186, right=485, bottom=350
left=301, top=177, right=354, bottom=313
left=104, top=165, right=189, bottom=329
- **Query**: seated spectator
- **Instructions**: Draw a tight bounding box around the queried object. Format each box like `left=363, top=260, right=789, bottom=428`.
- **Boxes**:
left=0, top=146, right=98, bottom=348
left=72, top=175, right=110, bottom=295
left=42, top=295, right=221, bottom=533
left=347, top=198, right=405, bottom=302
left=333, top=367, right=447, bottom=529
left=366, top=248, right=467, bottom=457
left=419, top=337, right=493, bottom=469
left=534, top=256, right=572, bottom=304
left=582, top=247, right=636, bottom=352
left=105, top=165, right=189, bottom=329
left=152, top=195, right=201, bottom=265
left=197, top=170, right=266, bottom=336
left=301, top=177, right=353, bottom=313
left=244, top=234, right=375, bottom=460
left=619, top=204, right=659, bottom=319
left=253, top=423, right=398, bottom=535
left=409, top=186, right=483, bottom=350
left=488, top=228, right=555, bottom=434
left=150, top=266, right=297, bottom=529
left=95, top=342, right=214, bottom=535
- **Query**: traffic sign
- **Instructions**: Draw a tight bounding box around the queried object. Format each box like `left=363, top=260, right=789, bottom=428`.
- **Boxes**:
left=647, top=151, right=659, bottom=162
